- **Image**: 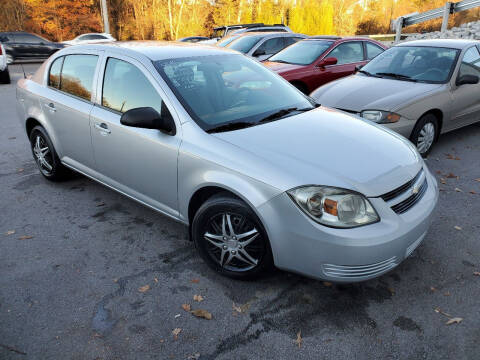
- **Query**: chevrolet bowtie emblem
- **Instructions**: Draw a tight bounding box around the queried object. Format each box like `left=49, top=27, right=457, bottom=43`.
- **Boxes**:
left=412, top=185, right=420, bottom=194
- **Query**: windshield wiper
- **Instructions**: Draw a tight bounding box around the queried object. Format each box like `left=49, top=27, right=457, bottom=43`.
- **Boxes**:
left=270, top=59, right=290, bottom=64
left=357, top=69, right=378, bottom=77
left=375, top=72, right=418, bottom=82
left=258, top=107, right=312, bottom=124
left=206, top=121, right=256, bottom=134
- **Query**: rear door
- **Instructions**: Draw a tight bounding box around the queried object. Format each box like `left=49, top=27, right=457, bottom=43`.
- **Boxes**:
left=316, top=41, right=366, bottom=87
left=450, top=46, right=480, bottom=129
left=89, top=54, right=181, bottom=217
left=44, top=53, right=100, bottom=171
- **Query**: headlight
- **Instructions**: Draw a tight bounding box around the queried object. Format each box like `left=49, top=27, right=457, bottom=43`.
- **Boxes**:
left=360, top=110, right=400, bottom=124
left=288, top=186, right=379, bottom=228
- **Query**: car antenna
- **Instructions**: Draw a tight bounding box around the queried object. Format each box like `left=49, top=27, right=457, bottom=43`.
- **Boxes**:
left=20, top=63, right=27, bottom=79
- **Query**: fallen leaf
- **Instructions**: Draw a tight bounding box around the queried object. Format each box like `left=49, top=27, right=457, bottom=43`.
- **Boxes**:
left=154, top=277, right=159, bottom=283
left=430, top=286, right=437, bottom=292
left=294, top=330, right=302, bottom=348
left=388, top=287, right=395, bottom=295
left=436, top=170, right=442, bottom=174
left=18, top=235, right=33, bottom=240
left=17, top=168, right=24, bottom=173
left=444, top=291, right=451, bottom=296
left=434, top=307, right=452, bottom=318
left=473, top=271, right=480, bottom=276
left=193, top=294, right=204, bottom=302
left=446, top=173, right=457, bottom=178
left=469, top=191, right=477, bottom=195
left=454, top=226, right=462, bottom=231
left=138, top=285, right=150, bottom=293
left=5, top=230, right=15, bottom=236
left=172, top=328, right=181, bottom=340
left=323, top=281, right=332, bottom=287
left=191, top=279, right=200, bottom=284
left=96, top=202, right=105, bottom=207
left=446, top=317, right=463, bottom=325
left=182, top=303, right=191, bottom=312
left=454, top=188, right=463, bottom=192
left=440, top=178, right=446, bottom=184
left=475, top=178, right=480, bottom=182
left=187, top=353, right=200, bottom=360
left=446, top=153, right=454, bottom=160
left=174, top=314, right=181, bottom=318
left=233, top=302, right=243, bottom=314
left=191, top=309, right=212, bottom=320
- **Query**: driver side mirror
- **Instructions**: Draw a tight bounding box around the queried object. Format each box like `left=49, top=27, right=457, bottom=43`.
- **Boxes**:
left=120, top=107, right=176, bottom=135
left=456, top=74, right=479, bottom=86
left=317, top=57, right=338, bottom=68
left=355, top=64, right=364, bottom=73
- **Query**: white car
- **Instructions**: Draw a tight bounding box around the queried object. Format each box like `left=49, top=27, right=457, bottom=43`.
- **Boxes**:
left=63, top=33, right=116, bottom=46
left=0, top=43, right=10, bottom=84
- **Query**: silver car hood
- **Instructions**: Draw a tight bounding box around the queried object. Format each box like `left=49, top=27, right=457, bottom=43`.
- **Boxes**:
left=311, top=75, right=442, bottom=112
left=213, top=108, right=422, bottom=197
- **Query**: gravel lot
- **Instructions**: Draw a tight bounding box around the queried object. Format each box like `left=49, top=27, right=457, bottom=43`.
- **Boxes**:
left=1, top=64, right=479, bottom=360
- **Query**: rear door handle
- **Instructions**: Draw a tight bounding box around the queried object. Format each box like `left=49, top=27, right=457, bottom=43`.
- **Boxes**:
left=45, top=102, right=56, bottom=112
left=94, top=122, right=111, bottom=134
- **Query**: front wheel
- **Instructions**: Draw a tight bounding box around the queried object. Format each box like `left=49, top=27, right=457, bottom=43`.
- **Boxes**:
left=410, top=114, right=438, bottom=157
left=192, top=194, right=273, bottom=280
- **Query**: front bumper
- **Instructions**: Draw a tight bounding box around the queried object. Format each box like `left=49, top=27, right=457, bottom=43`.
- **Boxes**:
left=256, top=167, right=438, bottom=282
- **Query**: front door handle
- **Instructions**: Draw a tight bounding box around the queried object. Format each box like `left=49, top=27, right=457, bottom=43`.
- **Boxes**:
left=94, top=122, right=111, bottom=134
left=45, top=102, right=56, bottom=112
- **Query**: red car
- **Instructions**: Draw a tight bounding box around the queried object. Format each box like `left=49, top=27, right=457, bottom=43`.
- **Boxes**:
left=263, top=36, right=388, bottom=94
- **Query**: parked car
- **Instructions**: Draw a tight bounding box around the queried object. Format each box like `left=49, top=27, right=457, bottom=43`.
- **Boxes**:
left=202, top=23, right=292, bottom=44
left=226, top=32, right=308, bottom=61
left=16, top=42, right=438, bottom=282
left=310, top=39, right=480, bottom=156
left=0, top=43, right=10, bottom=84
left=177, top=36, right=209, bottom=43
left=0, top=31, right=65, bottom=64
left=63, top=33, right=116, bottom=45
left=216, top=34, right=242, bottom=47
left=263, top=36, right=387, bottom=94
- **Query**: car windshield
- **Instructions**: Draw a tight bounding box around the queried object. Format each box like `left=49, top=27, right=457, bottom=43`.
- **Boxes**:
left=227, top=36, right=262, bottom=53
left=361, top=46, right=460, bottom=83
left=269, top=40, right=334, bottom=65
left=217, top=35, right=240, bottom=47
left=155, top=55, right=314, bottom=132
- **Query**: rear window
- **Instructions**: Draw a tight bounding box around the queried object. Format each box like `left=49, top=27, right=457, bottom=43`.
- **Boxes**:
left=227, top=36, right=262, bottom=54
left=59, top=54, right=98, bottom=100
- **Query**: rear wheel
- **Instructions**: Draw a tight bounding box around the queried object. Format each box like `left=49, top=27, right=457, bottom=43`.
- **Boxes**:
left=410, top=114, right=439, bottom=157
left=192, top=194, right=273, bottom=279
left=0, top=67, right=10, bottom=84
left=29, top=126, right=71, bottom=181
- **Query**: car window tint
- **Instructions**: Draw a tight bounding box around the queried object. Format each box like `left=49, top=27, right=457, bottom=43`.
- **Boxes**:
left=0, top=34, right=10, bottom=42
left=102, top=58, right=164, bottom=114
left=329, top=42, right=364, bottom=65
left=60, top=54, right=98, bottom=100
left=16, top=33, right=43, bottom=43
left=284, top=37, right=303, bottom=46
left=48, top=56, right=64, bottom=88
left=366, top=42, right=384, bottom=60
left=269, top=40, right=333, bottom=65
left=255, top=38, right=285, bottom=55
left=459, top=46, right=480, bottom=78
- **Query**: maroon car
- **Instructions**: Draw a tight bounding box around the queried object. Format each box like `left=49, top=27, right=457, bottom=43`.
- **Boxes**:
left=263, top=36, right=388, bottom=94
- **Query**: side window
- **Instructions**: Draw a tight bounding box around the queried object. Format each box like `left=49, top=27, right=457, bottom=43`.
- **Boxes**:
left=48, top=56, right=64, bottom=88
left=328, top=42, right=364, bottom=65
left=102, top=58, right=164, bottom=115
left=459, top=46, right=480, bottom=78
left=256, top=38, right=285, bottom=55
left=284, top=37, right=303, bottom=47
left=60, top=54, right=98, bottom=100
left=366, top=42, right=384, bottom=60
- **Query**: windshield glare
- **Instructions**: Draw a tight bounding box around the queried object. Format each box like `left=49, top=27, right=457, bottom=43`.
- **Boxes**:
left=217, top=36, right=239, bottom=47
left=362, top=46, right=459, bottom=83
left=155, top=55, right=314, bottom=131
left=269, top=40, right=333, bottom=65
left=227, top=36, right=262, bottom=53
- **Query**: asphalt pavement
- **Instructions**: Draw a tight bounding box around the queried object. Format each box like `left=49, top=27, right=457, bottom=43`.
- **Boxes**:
left=1, top=64, right=479, bottom=360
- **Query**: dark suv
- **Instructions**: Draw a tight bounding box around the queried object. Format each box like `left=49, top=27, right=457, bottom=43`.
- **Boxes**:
left=0, top=31, right=65, bottom=64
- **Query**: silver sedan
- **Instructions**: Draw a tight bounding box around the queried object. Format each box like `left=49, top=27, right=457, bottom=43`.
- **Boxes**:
left=311, top=39, right=480, bottom=156
left=16, top=42, right=438, bottom=282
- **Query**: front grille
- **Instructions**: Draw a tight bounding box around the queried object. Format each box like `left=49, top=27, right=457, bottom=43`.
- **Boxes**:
left=381, top=170, right=423, bottom=202
left=391, top=178, right=428, bottom=214
left=323, top=256, right=397, bottom=279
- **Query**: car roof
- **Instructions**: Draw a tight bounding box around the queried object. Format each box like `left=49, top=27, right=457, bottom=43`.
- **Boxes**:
left=398, top=39, right=480, bottom=49
left=64, top=41, right=238, bottom=61
left=234, top=32, right=304, bottom=37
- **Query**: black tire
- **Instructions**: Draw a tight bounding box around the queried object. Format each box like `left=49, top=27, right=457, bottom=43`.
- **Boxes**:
left=292, top=82, right=308, bottom=94
left=0, top=67, right=10, bottom=84
left=410, top=113, right=439, bottom=158
left=29, top=126, right=71, bottom=181
left=192, top=193, right=273, bottom=280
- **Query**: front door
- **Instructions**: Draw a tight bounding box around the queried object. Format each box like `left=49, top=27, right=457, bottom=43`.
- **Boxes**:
left=90, top=56, right=180, bottom=217
left=449, top=46, right=480, bottom=130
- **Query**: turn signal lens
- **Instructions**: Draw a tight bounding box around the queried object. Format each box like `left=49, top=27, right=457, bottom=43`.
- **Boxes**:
left=323, top=198, right=338, bottom=216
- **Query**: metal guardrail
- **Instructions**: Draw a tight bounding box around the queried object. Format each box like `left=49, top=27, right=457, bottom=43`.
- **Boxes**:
left=392, top=0, right=480, bottom=42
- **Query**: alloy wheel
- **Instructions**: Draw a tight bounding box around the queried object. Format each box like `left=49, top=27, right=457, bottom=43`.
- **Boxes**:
left=32, top=134, right=53, bottom=175
left=416, top=122, right=435, bottom=154
left=203, top=212, right=264, bottom=272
